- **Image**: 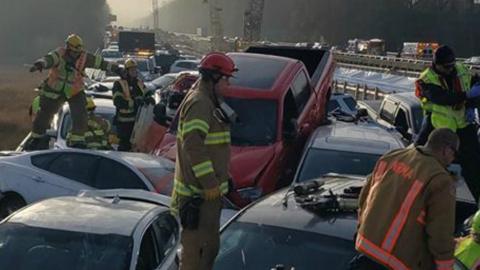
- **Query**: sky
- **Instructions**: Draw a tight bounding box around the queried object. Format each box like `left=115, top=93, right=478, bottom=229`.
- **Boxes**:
left=107, top=0, right=154, bottom=26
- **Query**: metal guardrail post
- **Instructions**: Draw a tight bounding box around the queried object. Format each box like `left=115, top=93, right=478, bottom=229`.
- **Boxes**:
left=355, top=84, right=360, bottom=100
left=374, top=87, right=379, bottom=100
left=362, top=85, right=368, bottom=100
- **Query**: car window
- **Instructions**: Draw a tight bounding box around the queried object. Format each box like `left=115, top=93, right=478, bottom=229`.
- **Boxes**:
left=380, top=100, right=398, bottom=123
left=31, top=153, right=61, bottom=170
left=291, top=71, right=311, bottom=113
left=95, top=158, right=148, bottom=190
left=344, top=97, right=357, bottom=111
left=327, top=99, right=340, bottom=113
left=137, top=227, right=159, bottom=270
left=151, top=213, right=179, bottom=265
left=297, top=148, right=382, bottom=182
left=177, top=62, right=189, bottom=68
left=215, top=222, right=356, bottom=270
left=46, top=153, right=99, bottom=186
left=61, top=112, right=117, bottom=140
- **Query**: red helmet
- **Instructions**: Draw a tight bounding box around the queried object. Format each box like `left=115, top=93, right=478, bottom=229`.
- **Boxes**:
left=199, top=52, right=238, bottom=77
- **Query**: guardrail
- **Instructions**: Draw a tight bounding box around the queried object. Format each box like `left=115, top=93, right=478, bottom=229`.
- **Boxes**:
left=332, top=80, right=391, bottom=101
left=333, top=51, right=480, bottom=76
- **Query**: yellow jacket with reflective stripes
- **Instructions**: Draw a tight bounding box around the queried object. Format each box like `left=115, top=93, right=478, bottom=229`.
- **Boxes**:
left=172, top=80, right=230, bottom=208
left=357, top=146, right=456, bottom=270
left=418, top=64, right=471, bottom=132
left=85, top=114, right=111, bottom=150
left=455, top=236, right=480, bottom=269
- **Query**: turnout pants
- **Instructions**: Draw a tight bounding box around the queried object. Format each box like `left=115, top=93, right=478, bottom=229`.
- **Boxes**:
left=116, top=121, right=135, bottom=151
left=32, top=91, right=87, bottom=146
left=180, top=199, right=221, bottom=270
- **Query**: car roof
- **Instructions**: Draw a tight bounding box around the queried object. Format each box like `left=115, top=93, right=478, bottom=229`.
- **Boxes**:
left=309, top=120, right=404, bottom=155
left=232, top=176, right=362, bottom=241
left=6, top=195, right=165, bottom=236
left=387, top=92, right=421, bottom=108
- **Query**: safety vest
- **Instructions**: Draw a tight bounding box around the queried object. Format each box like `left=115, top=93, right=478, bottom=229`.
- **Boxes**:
left=114, top=79, right=145, bottom=123
left=44, top=48, right=87, bottom=99
left=417, top=63, right=472, bottom=132
left=85, top=117, right=111, bottom=150
left=455, top=237, right=480, bottom=269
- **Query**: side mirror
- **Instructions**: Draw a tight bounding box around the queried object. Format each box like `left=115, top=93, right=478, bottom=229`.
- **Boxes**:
left=45, top=129, right=57, bottom=139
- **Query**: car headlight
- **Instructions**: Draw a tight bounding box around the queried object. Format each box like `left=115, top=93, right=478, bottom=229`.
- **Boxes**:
left=237, top=187, right=263, bottom=201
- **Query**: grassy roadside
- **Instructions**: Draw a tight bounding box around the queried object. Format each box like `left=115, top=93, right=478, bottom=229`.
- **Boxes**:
left=0, top=65, right=43, bottom=150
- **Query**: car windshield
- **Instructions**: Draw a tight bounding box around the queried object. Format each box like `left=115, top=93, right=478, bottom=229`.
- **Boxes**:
left=0, top=223, right=132, bottom=270
left=229, top=55, right=287, bottom=89
left=61, top=112, right=116, bottom=140
left=101, top=51, right=122, bottom=58
left=119, top=153, right=175, bottom=194
left=344, top=96, right=357, bottom=111
left=136, top=60, right=149, bottom=72
left=297, top=148, right=381, bottom=182
left=225, top=97, right=277, bottom=146
left=214, top=222, right=356, bottom=270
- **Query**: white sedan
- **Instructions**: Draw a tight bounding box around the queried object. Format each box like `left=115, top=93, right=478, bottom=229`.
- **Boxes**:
left=0, top=149, right=175, bottom=218
left=0, top=189, right=179, bottom=270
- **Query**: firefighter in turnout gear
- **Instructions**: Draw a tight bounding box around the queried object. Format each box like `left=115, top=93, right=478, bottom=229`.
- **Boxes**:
left=414, top=45, right=480, bottom=201
left=84, top=97, right=111, bottom=150
left=354, top=128, right=459, bottom=270
left=112, top=58, right=154, bottom=151
left=455, top=210, right=480, bottom=269
left=172, top=52, right=237, bottom=270
left=27, top=34, right=120, bottom=150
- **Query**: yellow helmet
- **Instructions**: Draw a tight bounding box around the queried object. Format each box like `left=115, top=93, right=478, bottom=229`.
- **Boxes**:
left=65, top=34, right=84, bottom=52
left=125, top=58, right=138, bottom=69
left=86, top=96, right=96, bottom=111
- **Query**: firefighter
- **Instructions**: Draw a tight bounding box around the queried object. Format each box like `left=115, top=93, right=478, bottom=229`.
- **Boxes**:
left=112, top=58, right=154, bottom=151
left=354, top=128, right=459, bottom=270
left=84, top=96, right=111, bottom=150
left=27, top=34, right=120, bottom=150
left=414, top=45, right=480, bottom=201
left=455, top=210, right=480, bottom=269
left=172, top=52, right=237, bottom=270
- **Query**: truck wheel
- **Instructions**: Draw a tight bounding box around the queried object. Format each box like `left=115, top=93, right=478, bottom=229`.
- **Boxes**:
left=0, top=194, right=26, bottom=219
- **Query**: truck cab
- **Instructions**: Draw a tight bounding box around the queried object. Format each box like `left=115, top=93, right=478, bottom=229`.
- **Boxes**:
left=154, top=46, right=336, bottom=207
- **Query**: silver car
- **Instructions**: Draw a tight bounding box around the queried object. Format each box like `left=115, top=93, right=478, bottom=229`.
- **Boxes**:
left=0, top=189, right=179, bottom=270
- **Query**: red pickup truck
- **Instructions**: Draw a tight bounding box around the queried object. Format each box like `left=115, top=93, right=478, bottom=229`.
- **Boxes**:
left=154, top=46, right=336, bottom=207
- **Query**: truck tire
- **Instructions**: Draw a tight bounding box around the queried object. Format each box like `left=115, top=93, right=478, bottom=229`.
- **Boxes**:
left=0, top=194, right=26, bottom=219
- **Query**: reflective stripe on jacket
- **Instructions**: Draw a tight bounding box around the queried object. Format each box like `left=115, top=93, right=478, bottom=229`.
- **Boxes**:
left=455, top=237, right=480, bottom=269
left=171, top=80, right=231, bottom=210
left=417, top=64, right=472, bottom=131
left=357, top=146, right=456, bottom=270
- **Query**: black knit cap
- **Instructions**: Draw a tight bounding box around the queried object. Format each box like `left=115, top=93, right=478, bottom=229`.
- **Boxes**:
left=433, top=45, right=456, bottom=65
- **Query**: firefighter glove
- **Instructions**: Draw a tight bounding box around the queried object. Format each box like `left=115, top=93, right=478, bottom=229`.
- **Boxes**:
left=204, top=186, right=221, bottom=201
left=467, top=83, right=480, bottom=99
left=179, top=197, right=203, bottom=230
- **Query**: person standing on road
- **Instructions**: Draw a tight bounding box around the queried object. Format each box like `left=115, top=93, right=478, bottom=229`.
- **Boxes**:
left=414, top=45, right=480, bottom=201
left=27, top=34, right=120, bottom=150
left=112, top=58, right=154, bottom=151
left=171, top=52, right=237, bottom=270
left=354, top=128, right=459, bottom=270
left=455, top=210, right=480, bottom=269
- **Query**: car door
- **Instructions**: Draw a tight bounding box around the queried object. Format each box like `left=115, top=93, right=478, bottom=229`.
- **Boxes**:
left=134, top=212, right=180, bottom=270
left=93, top=157, right=149, bottom=190
left=22, top=152, right=99, bottom=202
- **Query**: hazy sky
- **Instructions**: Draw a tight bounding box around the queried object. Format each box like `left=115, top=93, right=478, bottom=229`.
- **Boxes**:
left=107, top=0, right=154, bottom=26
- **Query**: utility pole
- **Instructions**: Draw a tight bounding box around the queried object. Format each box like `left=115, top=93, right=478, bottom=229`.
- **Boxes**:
left=243, top=0, right=265, bottom=41
left=152, top=0, right=159, bottom=30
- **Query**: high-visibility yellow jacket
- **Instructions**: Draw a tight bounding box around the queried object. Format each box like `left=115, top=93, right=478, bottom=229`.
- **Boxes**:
left=455, top=236, right=480, bottom=269
left=171, top=80, right=230, bottom=211
left=357, top=146, right=456, bottom=270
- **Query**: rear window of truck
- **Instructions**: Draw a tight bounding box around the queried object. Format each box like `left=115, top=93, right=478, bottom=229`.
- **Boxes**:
left=229, top=55, right=287, bottom=89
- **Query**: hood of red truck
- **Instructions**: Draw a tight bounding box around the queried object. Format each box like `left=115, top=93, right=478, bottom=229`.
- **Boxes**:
left=229, top=145, right=276, bottom=189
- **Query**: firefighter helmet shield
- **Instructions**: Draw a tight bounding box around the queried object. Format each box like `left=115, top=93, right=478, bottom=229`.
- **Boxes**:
left=65, top=34, right=84, bottom=52
left=199, top=52, right=238, bottom=77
